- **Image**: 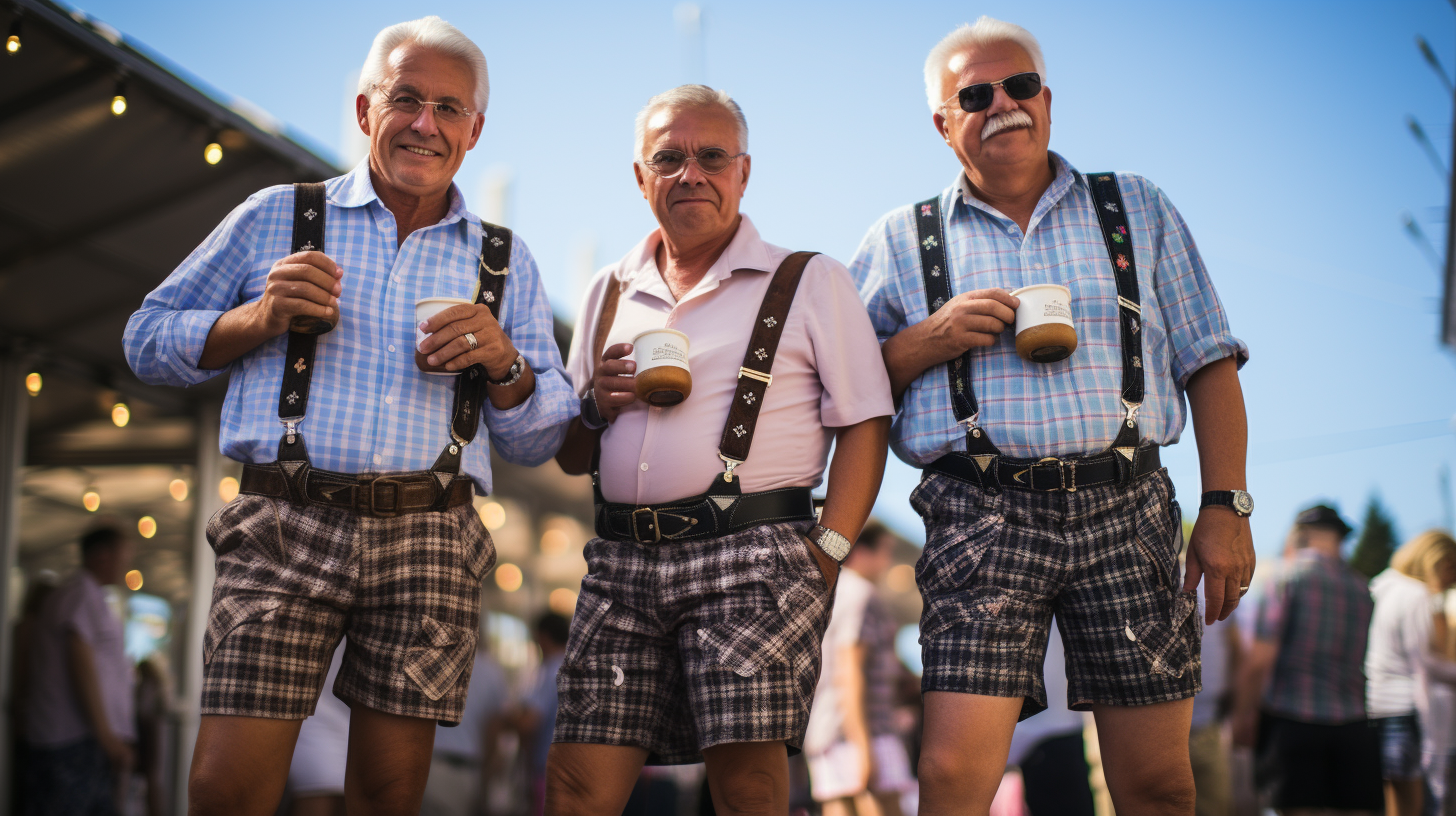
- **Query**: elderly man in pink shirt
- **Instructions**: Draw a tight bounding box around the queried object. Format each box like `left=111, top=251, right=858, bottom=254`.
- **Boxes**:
left=548, top=84, right=893, bottom=815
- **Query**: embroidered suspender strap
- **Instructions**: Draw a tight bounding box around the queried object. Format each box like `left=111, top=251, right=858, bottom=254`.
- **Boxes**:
left=276, top=182, right=328, bottom=474
left=715, top=251, right=817, bottom=483
left=591, top=276, right=624, bottom=366
left=1086, top=173, right=1146, bottom=462
left=431, top=222, right=512, bottom=479
left=915, top=196, right=1002, bottom=475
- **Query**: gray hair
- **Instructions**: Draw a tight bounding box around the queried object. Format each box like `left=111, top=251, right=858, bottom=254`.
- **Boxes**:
left=358, top=16, right=490, bottom=113
left=924, top=16, right=1046, bottom=112
left=633, top=85, right=748, bottom=160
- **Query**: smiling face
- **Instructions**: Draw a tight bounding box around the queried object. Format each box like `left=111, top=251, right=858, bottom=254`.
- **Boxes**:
left=633, top=104, right=750, bottom=248
left=933, top=39, right=1051, bottom=178
left=356, top=42, right=483, bottom=202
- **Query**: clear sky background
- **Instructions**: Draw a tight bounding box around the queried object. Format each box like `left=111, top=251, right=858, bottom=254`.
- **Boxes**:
left=79, top=0, right=1456, bottom=558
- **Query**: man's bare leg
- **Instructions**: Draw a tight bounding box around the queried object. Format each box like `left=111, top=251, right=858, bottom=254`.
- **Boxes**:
left=1092, top=699, right=1196, bottom=816
left=188, top=715, right=304, bottom=816
left=701, top=740, right=791, bottom=816
left=915, top=692, right=1022, bottom=816
left=342, top=705, right=435, bottom=815
left=544, top=743, right=649, bottom=815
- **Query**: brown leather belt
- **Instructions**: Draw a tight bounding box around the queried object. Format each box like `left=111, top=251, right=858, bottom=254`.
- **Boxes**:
left=240, top=463, right=473, bottom=518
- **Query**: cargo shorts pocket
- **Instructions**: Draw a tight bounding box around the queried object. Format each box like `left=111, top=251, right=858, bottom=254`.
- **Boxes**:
left=203, top=593, right=283, bottom=664
left=453, top=507, right=497, bottom=579
left=915, top=503, right=1006, bottom=596
left=206, top=495, right=287, bottom=564
left=1127, top=590, right=1200, bottom=679
left=404, top=616, right=478, bottom=701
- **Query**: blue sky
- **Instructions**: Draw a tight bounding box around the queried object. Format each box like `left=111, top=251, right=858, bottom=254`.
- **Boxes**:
left=82, top=0, right=1456, bottom=554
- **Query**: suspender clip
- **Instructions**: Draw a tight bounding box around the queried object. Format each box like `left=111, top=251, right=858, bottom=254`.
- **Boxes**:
left=1121, top=399, right=1141, bottom=429
left=282, top=418, right=302, bottom=445
left=738, top=367, right=772, bottom=387
left=720, top=453, right=744, bottom=482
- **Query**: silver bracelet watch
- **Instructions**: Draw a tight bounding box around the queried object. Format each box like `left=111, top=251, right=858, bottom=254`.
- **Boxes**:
left=487, top=353, right=526, bottom=387
left=808, top=524, right=853, bottom=563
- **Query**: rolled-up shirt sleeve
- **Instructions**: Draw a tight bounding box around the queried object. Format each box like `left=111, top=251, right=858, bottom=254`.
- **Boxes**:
left=124, top=194, right=262, bottom=386
left=482, top=236, right=578, bottom=466
left=847, top=214, right=909, bottom=344
left=1143, top=179, right=1249, bottom=388
left=805, top=256, right=894, bottom=428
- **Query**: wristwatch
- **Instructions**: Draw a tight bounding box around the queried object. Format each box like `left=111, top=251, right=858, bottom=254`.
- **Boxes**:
left=580, top=389, right=608, bottom=430
left=487, top=354, right=526, bottom=387
left=1201, top=490, right=1254, bottom=518
left=808, top=524, right=853, bottom=563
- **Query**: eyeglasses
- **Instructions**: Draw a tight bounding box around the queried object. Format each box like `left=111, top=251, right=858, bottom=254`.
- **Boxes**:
left=378, top=93, right=476, bottom=124
left=641, top=148, right=746, bottom=178
left=942, top=72, right=1042, bottom=114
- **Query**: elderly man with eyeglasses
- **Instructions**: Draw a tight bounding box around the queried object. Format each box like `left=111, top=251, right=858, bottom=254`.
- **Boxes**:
left=849, top=17, right=1253, bottom=816
left=547, top=84, right=893, bottom=815
left=125, top=17, right=574, bottom=815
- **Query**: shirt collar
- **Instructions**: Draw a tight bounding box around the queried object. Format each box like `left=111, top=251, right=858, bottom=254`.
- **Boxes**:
left=620, top=214, right=773, bottom=301
left=953, top=150, right=1084, bottom=226
left=327, top=159, right=476, bottom=229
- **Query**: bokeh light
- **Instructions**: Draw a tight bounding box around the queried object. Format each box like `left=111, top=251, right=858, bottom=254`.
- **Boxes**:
left=478, top=500, right=505, bottom=531
left=110, top=402, right=129, bottom=427
left=218, top=477, right=239, bottom=503
left=24, top=373, right=40, bottom=396
left=82, top=489, right=100, bottom=512
left=495, top=563, right=523, bottom=592
left=886, top=563, right=916, bottom=594
left=548, top=588, right=578, bottom=616
left=169, top=479, right=188, bottom=502
left=541, top=529, right=569, bottom=556
left=137, top=516, right=156, bottom=539
left=124, top=570, right=143, bottom=591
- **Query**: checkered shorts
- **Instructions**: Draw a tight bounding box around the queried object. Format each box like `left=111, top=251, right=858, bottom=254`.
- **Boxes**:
left=913, top=468, right=1200, bottom=717
left=554, top=521, right=833, bottom=765
left=201, top=490, right=495, bottom=725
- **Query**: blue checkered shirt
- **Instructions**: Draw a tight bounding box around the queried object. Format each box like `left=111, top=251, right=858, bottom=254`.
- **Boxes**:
left=849, top=153, right=1247, bottom=466
left=124, top=161, right=576, bottom=493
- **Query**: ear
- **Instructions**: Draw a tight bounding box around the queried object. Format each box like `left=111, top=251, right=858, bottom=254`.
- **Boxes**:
left=634, top=161, right=648, bottom=199
left=933, top=112, right=950, bottom=144
left=465, top=112, right=484, bottom=151
left=1043, top=87, right=1053, bottom=124
left=355, top=94, right=371, bottom=136
left=739, top=153, right=751, bottom=193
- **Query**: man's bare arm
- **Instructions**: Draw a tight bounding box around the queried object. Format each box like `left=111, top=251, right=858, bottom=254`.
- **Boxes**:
left=1182, top=356, right=1255, bottom=624
left=880, top=290, right=1018, bottom=403
left=1231, top=638, right=1276, bottom=747
left=805, top=417, right=891, bottom=592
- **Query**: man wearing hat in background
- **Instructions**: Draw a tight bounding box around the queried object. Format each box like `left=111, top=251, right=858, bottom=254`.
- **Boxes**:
left=1233, top=505, right=1382, bottom=814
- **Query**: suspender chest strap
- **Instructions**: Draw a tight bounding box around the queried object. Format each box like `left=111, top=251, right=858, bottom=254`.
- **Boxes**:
left=917, top=174, right=1152, bottom=492
left=590, top=251, right=820, bottom=543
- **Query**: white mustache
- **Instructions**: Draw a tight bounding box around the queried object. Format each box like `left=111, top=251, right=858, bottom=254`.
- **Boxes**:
left=981, top=110, right=1034, bottom=141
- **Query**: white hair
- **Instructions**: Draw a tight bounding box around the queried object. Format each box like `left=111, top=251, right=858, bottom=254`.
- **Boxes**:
left=923, top=16, right=1047, bottom=112
left=633, top=85, right=748, bottom=160
left=358, top=16, right=490, bottom=113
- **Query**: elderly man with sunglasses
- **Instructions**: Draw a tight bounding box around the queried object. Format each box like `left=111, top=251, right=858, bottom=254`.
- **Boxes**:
left=548, top=84, right=893, bottom=816
left=849, top=17, right=1252, bottom=816
left=125, top=17, right=574, bottom=816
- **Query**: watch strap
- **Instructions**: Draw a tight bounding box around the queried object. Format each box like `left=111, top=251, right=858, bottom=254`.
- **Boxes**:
left=580, top=389, right=608, bottom=430
left=809, top=524, right=852, bottom=563
left=487, top=354, right=525, bottom=387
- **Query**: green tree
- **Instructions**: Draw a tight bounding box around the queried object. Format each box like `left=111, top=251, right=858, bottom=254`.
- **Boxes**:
left=1349, top=495, right=1399, bottom=580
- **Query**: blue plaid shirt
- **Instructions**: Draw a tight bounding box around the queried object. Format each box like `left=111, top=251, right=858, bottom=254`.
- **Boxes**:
left=849, top=153, right=1247, bottom=466
left=124, top=161, right=576, bottom=493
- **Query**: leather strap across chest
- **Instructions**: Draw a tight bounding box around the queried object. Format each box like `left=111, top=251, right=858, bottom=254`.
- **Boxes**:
left=915, top=173, right=1147, bottom=491
left=272, top=181, right=511, bottom=510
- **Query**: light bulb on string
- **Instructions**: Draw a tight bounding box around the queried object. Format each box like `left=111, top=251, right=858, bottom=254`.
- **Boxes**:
left=6, top=19, right=20, bottom=54
left=111, top=402, right=129, bottom=427
left=82, top=488, right=100, bottom=512
left=110, top=79, right=127, bottom=116
left=24, top=372, right=40, bottom=396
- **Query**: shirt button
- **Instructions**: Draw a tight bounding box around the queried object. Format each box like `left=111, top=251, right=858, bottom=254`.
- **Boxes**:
left=640, top=463, right=649, bottom=471
left=385, top=396, right=394, bottom=405
left=373, top=454, right=383, bottom=465
left=388, top=344, right=396, bottom=353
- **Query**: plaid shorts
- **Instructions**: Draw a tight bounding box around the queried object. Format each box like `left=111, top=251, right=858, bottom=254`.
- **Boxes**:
left=554, top=521, right=833, bottom=765
left=201, top=489, right=495, bottom=725
left=913, top=467, right=1200, bottom=717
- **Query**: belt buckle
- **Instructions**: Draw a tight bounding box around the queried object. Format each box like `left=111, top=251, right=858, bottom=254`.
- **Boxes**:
left=1031, top=457, right=1065, bottom=492
left=363, top=476, right=404, bottom=518
left=632, top=507, right=661, bottom=543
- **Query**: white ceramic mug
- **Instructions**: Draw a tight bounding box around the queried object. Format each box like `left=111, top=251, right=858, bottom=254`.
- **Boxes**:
left=415, top=297, right=473, bottom=375
left=631, top=328, right=692, bottom=406
left=1010, top=284, right=1078, bottom=363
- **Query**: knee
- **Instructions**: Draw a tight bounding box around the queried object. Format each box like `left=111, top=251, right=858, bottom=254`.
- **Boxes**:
left=1117, top=768, right=1196, bottom=814
left=347, top=762, right=428, bottom=812
left=189, top=767, right=279, bottom=816
left=545, top=755, right=613, bottom=815
left=917, top=746, right=969, bottom=792
left=713, top=767, right=778, bottom=815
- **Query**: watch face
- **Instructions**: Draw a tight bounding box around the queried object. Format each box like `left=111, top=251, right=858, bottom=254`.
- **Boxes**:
left=1233, top=491, right=1254, bottom=515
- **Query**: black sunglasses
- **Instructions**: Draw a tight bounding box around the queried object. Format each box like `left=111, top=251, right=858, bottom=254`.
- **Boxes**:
left=950, top=72, right=1042, bottom=114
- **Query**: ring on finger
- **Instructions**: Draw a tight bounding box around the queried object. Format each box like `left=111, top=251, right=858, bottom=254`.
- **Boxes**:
left=463, top=332, right=478, bottom=351
left=1239, top=585, right=1251, bottom=597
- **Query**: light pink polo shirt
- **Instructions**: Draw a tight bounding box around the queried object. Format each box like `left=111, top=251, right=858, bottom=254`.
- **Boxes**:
left=567, top=215, right=893, bottom=506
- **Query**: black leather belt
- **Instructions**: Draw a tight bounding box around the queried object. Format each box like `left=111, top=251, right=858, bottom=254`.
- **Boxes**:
left=241, top=463, right=473, bottom=517
left=596, top=486, right=816, bottom=543
left=927, top=446, right=1161, bottom=493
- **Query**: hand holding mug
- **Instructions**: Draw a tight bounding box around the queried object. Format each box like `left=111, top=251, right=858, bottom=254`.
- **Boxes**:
left=416, top=300, right=516, bottom=377
left=924, top=288, right=1020, bottom=362
left=258, top=251, right=342, bottom=335
left=593, top=343, right=638, bottom=423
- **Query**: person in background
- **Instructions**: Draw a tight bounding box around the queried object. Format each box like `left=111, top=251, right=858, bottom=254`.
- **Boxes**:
left=1190, top=613, right=1242, bottom=816
left=24, top=526, right=136, bottom=816
left=519, top=612, right=569, bottom=816
left=10, top=570, right=58, bottom=815
left=1366, top=530, right=1456, bottom=816
left=1234, top=505, right=1381, bottom=815
left=286, top=643, right=349, bottom=816
left=132, top=656, right=170, bottom=816
left=422, top=641, right=510, bottom=816
left=804, top=521, right=913, bottom=816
